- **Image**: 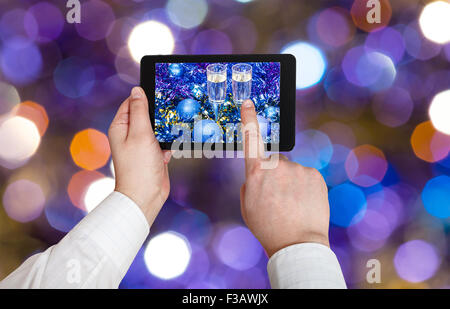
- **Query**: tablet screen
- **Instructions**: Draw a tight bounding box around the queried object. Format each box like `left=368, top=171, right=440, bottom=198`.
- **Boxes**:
left=154, top=62, right=280, bottom=144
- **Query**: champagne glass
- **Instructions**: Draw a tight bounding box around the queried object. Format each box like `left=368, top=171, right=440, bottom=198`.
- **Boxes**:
left=232, top=63, right=252, bottom=110
left=206, top=63, right=227, bottom=122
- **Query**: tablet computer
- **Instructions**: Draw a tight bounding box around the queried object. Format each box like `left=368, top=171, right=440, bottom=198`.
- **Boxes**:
left=141, top=54, right=296, bottom=152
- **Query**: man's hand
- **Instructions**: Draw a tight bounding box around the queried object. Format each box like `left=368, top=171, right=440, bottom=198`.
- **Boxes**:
left=240, top=99, right=330, bottom=257
left=108, top=87, right=171, bottom=225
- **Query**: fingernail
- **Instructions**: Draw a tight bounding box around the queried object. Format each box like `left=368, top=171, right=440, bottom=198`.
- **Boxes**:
left=242, top=99, right=253, bottom=108
left=131, top=87, right=142, bottom=99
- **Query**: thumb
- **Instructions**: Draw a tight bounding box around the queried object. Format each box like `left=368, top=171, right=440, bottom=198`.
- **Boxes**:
left=108, top=97, right=130, bottom=150
left=240, top=99, right=265, bottom=177
left=128, top=87, right=154, bottom=140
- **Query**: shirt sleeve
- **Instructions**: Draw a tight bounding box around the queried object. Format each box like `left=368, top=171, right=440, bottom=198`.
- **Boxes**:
left=0, top=191, right=149, bottom=289
left=267, top=243, right=347, bottom=289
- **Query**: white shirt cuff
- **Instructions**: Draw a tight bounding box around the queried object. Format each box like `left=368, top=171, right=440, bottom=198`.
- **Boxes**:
left=0, top=191, right=150, bottom=288
left=267, top=243, right=347, bottom=289
left=71, top=191, right=150, bottom=277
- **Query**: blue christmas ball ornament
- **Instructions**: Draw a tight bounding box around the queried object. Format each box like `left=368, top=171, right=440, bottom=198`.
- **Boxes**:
left=176, top=98, right=201, bottom=122
left=169, top=63, right=184, bottom=77
left=264, top=106, right=279, bottom=122
left=193, top=119, right=223, bottom=143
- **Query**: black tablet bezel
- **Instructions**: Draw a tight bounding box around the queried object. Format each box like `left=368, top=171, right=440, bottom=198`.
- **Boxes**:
left=141, top=54, right=296, bottom=152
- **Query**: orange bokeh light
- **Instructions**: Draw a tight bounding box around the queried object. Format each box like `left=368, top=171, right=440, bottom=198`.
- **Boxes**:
left=67, top=170, right=104, bottom=211
left=351, top=0, right=392, bottom=33
left=12, top=101, right=49, bottom=136
left=411, top=121, right=450, bottom=163
left=70, top=129, right=111, bottom=170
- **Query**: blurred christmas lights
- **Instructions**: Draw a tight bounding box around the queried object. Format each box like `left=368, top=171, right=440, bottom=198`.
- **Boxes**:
left=144, top=231, right=192, bottom=280
left=429, top=90, right=450, bottom=135
left=83, top=176, right=115, bottom=212
left=128, top=21, right=175, bottom=63
left=70, top=129, right=111, bottom=171
left=2, top=179, right=45, bottom=223
left=0, top=116, right=41, bottom=169
left=419, top=1, right=450, bottom=44
left=281, top=41, right=327, bottom=89
left=0, top=0, right=448, bottom=289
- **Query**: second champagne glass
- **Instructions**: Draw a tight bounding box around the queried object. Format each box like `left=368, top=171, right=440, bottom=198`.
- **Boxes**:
left=232, top=63, right=252, bottom=111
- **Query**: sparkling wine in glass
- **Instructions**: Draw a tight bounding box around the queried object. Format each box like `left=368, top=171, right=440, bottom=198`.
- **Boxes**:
left=232, top=63, right=252, bottom=109
left=207, top=63, right=227, bottom=122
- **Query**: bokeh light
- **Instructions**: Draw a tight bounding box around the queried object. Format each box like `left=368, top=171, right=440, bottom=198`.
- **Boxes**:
left=167, top=0, right=208, bottom=29
left=0, top=116, right=41, bottom=169
left=394, top=240, right=440, bottom=283
left=365, top=27, right=405, bottom=64
left=319, top=121, right=356, bottom=148
left=445, top=43, right=450, bottom=62
left=24, top=2, right=64, bottom=43
left=128, top=21, right=175, bottom=63
left=404, top=22, right=442, bottom=60
left=0, top=37, right=42, bottom=85
left=367, top=187, right=404, bottom=233
left=323, top=68, right=369, bottom=120
left=70, top=129, right=111, bottom=171
left=115, top=47, right=140, bottom=85
left=321, top=144, right=351, bottom=187
left=347, top=208, right=391, bottom=252
left=372, top=87, right=413, bottom=127
left=170, top=208, right=213, bottom=246
left=0, top=82, right=20, bottom=115
left=144, top=231, right=192, bottom=280
left=315, top=7, right=355, bottom=47
left=0, top=9, right=28, bottom=41
left=106, top=17, right=139, bottom=56
left=281, top=41, right=327, bottom=89
left=429, top=90, right=450, bottom=135
left=410, top=121, right=450, bottom=163
left=345, top=145, right=388, bottom=187
left=68, top=170, right=105, bottom=212
left=191, top=30, right=233, bottom=54
left=2, top=179, right=45, bottom=223
left=342, top=47, right=396, bottom=91
left=329, top=183, right=367, bottom=227
left=219, top=16, right=258, bottom=53
left=75, top=0, right=115, bottom=41
left=174, top=245, right=211, bottom=287
left=421, top=175, right=450, bottom=219
left=291, top=129, right=333, bottom=170
left=83, top=177, right=115, bottom=212
left=419, top=1, right=450, bottom=44
left=11, top=101, right=49, bottom=136
left=53, top=57, right=96, bottom=99
left=214, top=225, right=263, bottom=271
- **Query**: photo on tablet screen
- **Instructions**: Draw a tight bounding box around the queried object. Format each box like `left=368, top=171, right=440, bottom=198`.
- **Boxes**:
left=154, top=62, right=280, bottom=144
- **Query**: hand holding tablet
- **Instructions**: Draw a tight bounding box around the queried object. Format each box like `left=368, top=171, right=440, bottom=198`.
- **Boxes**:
left=238, top=96, right=331, bottom=257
